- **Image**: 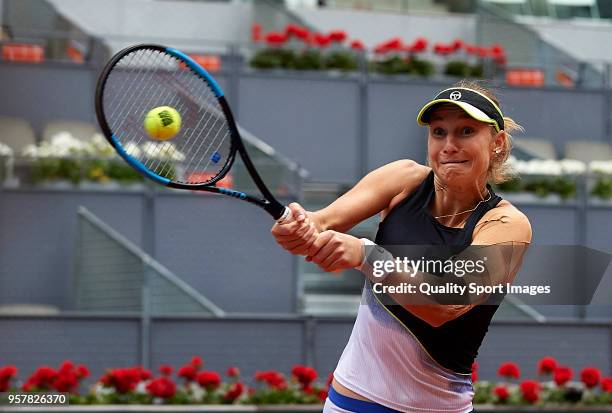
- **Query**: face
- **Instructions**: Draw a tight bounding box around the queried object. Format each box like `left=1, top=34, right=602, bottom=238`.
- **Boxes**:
left=427, top=105, right=502, bottom=187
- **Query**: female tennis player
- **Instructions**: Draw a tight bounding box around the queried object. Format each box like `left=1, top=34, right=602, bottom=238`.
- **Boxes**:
left=272, top=81, right=532, bottom=413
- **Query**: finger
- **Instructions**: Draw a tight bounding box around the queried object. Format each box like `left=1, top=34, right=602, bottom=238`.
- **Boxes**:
left=282, top=226, right=317, bottom=250
left=327, top=258, right=349, bottom=273
left=288, top=236, right=318, bottom=255
left=271, top=221, right=304, bottom=236
left=321, top=247, right=343, bottom=269
left=307, top=230, right=334, bottom=258
left=311, top=235, right=340, bottom=265
left=287, top=202, right=307, bottom=223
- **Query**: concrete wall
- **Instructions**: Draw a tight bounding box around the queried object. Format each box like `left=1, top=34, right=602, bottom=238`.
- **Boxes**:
left=0, top=188, right=297, bottom=313
left=0, top=315, right=610, bottom=386
left=46, top=0, right=254, bottom=53
left=520, top=17, right=612, bottom=64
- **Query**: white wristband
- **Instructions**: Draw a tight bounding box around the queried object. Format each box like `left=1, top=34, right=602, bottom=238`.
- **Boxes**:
left=356, top=238, right=376, bottom=271
left=356, top=238, right=394, bottom=282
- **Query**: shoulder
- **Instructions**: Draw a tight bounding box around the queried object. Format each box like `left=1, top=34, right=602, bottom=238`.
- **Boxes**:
left=378, top=161, right=430, bottom=218
left=473, top=199, right=532, bottom=244
left=375, top=159, right=430, bottom=181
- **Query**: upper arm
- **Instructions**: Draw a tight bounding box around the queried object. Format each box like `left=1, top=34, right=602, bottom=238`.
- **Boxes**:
left=409, top=204, right=532, bottom=327
left=312, top=160, right=429, bottom=233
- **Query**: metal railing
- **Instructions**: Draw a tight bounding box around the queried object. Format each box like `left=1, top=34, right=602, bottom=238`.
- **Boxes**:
left=75, top=206, right=225, bottom=316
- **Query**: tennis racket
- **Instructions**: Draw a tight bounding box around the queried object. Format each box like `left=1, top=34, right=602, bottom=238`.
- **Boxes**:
left=95, top=44, right=291, bottom=222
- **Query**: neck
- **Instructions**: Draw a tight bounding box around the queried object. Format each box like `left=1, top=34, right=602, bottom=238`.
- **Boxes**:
left=430, top=174, right=489, bottom=227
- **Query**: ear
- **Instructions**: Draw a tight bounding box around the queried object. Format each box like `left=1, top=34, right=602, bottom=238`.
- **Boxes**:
left=492, top=130, right=507, bottom=154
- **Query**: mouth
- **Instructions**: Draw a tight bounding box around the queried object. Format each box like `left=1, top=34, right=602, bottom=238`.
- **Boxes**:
left=440, top=160, right=469, bottom=165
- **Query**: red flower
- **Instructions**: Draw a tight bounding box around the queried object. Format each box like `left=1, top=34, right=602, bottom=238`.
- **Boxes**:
left=313, top=33, right=332, bottom=48
left=465, top=44, right=478, bottom=55
left=190, top=356, right=203, bottom=369
left=285, top=24, right=309, bottom=41
left=554, top=366, right=573, bottom=386
left=265, top=32, right=288, bottom=47
left=476, top=46, right=489, bottom=58
left=494, top=385, right=510, bottom=401
left=0, top=366, right=18, bottom=392
left=601, top=377, right=612, bottom=393
left=227, top=367, right=240, bottom=378
left=76, top=365, right=90, bottom=379
left=328, top=30, right=347, bottom=43
left=252, top=23, right=262, bottom=43
left=224, top=382, right=244, bottom=402
left=100, top=367, right=145, bottom=394
left=318, top=389, right=328, bottom=401
left=139, top=367, right=153, bottom=381
left=350, top=40, right=365, bottom=51
left=435, top=43, right=456, bottom=56
left=374, top=37, right=403, bottom=54
left=178, top=365, right=197, bottom=382
left=23, top=366, right=58, bottom=391
left=59, top=361, right=74, bottom=374
left=410, top=37, right=428, bottom=53
left=255, top=370, right=287, bottom=390
left=452, top=39, right=464, bottom=51
left=498, top=362, right=521, bottom=379
left=159, top=365, right=173, bottom=377
left=471, top=362, right=478, bottom=382
left=537, top=357, right=557, bottom=375
left=580, top=367, right=601, bottom=389
left=146, top=376, right=176, bottom=399
left=520, top=380, right=540, bottom=403
left=54, top=371, right=78, bottom=393
left=291, top=365, right=318, bottom=388
left=489, top=43, right=506, bottom=64
left=327, top=373, right=334, bottom=387
left=197, top=371, right=221, bottom=390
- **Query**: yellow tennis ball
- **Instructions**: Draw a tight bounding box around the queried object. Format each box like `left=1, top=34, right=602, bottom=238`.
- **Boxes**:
left=144, top=106, right=182, bottom=140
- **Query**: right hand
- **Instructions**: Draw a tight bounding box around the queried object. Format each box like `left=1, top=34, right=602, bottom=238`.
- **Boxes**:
left=271, top=202, right=318, bottom=256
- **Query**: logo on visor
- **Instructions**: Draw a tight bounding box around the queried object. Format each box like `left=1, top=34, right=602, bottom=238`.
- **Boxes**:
left=450, top=91, right=462, bottom=101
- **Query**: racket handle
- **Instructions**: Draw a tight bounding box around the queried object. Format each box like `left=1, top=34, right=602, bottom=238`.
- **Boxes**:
left=276, top=206, right=292, bottom=223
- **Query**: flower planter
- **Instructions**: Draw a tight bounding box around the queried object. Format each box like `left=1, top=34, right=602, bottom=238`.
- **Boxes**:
left=2, top=405, right=612, bottom=413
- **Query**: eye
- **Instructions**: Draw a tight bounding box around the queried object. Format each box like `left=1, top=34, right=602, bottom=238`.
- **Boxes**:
left=431, top=127, right=445, bottom=137
left=461, top=126, right=475, bottom=136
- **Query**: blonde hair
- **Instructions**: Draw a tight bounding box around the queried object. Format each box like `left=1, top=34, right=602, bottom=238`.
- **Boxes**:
left=452, top=79, right=524, bottom=184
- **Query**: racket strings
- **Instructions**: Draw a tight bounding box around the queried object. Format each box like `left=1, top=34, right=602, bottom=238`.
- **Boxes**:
left=103, top=48, right=233, bottom=184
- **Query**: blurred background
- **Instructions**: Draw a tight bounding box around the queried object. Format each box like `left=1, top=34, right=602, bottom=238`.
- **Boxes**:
left=1, top=0, right=612, bottom=402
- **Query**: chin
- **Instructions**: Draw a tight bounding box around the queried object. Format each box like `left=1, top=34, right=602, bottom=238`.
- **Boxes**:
left=437, top=164, right=478, bottom=184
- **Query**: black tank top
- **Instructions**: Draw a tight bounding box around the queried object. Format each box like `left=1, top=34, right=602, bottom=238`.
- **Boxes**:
left=372, top=170, right=502, bottom=374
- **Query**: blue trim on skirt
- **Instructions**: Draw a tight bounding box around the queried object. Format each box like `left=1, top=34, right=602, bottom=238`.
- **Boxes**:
left=328, top=385, right=475, bottom=413
left=328, top=385, right=405, bottom=413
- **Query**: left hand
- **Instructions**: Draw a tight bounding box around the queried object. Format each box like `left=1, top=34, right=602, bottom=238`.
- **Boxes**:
left=306, top=230, right=364, bottom=273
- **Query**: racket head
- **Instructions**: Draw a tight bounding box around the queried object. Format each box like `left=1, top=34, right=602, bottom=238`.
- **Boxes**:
left=95, top=44, right=237, bottom=188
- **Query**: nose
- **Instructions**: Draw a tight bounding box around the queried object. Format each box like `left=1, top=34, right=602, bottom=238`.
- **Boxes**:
left=441, top=135, right=460, bottom=154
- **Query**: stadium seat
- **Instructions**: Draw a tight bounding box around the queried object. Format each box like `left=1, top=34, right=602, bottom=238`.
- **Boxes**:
left=564, top=140, right=612, bottom=162
left=43, top=120, right=97, bottom=142
left=506, top=68, right=545, bottom=87
left=0, top=304, right=60, bottom=315
left=0, top=116, right=37, bottom=153
left=1, top=43, right=45, bottom=63
left=513, top=137, right=558, bottom=159
left=66, top=45, right=85, bottom=64
left=188, top=54, right=221, bottom=72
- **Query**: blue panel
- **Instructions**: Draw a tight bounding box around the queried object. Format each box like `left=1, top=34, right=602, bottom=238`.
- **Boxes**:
left=166, top=47, right=224, bottom=98
left=110, top=134, right=170, bottom=185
